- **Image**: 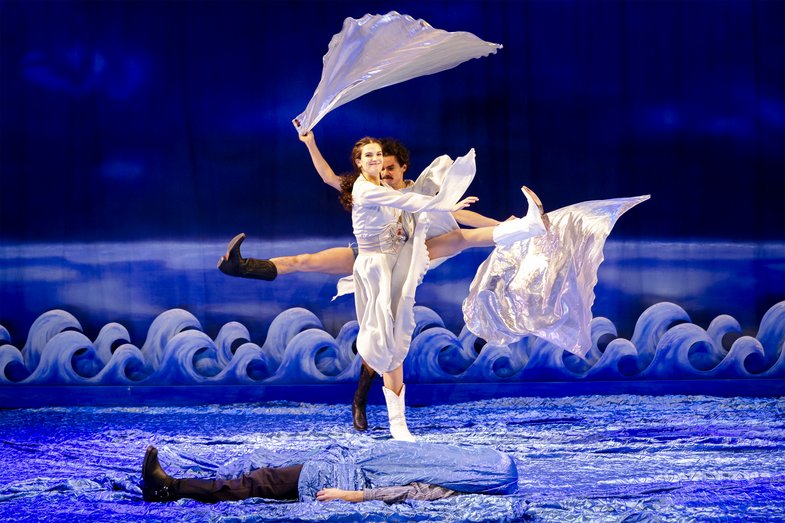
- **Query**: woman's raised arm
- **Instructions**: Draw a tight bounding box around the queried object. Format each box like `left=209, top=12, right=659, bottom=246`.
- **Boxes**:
left=298, top=130, right=342, bottom=192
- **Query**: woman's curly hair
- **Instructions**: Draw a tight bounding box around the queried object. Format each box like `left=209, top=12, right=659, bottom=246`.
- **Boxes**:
left=338, top=137, right=382, bottom=211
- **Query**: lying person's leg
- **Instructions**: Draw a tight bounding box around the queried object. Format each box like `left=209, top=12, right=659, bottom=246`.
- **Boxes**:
left=142, top=446, right=302, bottom=503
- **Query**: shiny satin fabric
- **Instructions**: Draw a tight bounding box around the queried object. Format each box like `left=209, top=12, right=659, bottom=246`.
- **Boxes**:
left=293, top=11, right=501, bottom=133
left=1, top=396, right=782, bottom=521
left=463, top=195, right=650, bottom=356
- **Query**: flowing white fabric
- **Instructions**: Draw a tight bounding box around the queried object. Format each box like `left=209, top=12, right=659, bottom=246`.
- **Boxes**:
left=352, top=150, right=476, bottom=374
left=463, top=196, right=651, bottom=356
left=293, top=12, right=501, bottom=133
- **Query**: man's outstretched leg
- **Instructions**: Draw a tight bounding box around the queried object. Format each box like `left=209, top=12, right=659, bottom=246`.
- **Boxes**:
left=426, top=186, right=549, bottom=259
left=217, top=233, right=279, bottom=281
left=218, top=233, right=355, bottom=280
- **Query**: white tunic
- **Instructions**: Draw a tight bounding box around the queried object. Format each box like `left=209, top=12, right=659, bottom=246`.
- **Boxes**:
left=351, top=150, right=476, bottom=373
left=333, top=154, right=464, bottom=299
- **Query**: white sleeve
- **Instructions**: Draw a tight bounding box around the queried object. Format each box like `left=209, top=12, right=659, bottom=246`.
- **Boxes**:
left=353, top=180, right=452, bottom=212
left=409, top=155, right=453, bottom=196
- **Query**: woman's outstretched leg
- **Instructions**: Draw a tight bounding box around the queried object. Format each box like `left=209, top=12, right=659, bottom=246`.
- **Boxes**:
left=425, top=228, right=494, bottom=260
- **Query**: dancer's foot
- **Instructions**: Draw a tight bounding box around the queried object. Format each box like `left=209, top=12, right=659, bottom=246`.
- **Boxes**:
left=217, top=233, right=278, bottom=281
left=217, top=232, right=247, bottom=274
left=141, top=446, right=176, bottom=502
left=522, top=186, right=550, bottom=231
left=492, top=187, right=549, bottom=248
left=382, top=385, right=415, bottom=442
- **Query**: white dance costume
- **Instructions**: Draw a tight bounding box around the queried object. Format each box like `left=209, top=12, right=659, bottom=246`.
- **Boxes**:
left=351, top=151, right=476, bottom=374
left=334, top=154, right=465, bottom=299
left=463, top=195, right=650, bottom=357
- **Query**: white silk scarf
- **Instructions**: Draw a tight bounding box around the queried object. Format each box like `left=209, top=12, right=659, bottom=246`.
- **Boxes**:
left=293, top=11, right=501, bottom=133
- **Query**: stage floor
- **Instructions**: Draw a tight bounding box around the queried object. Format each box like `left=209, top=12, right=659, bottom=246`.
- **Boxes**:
left=1, top=394, right=783, bottom=522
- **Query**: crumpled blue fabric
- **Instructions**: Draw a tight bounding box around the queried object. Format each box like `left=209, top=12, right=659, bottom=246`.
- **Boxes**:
left=298, top=444, right=368, bottom=501
left=297, top=440, right=517, bottom=500
left=1, top=398, right=783, bottom=522
left=357, top=440, right=518, bottom=495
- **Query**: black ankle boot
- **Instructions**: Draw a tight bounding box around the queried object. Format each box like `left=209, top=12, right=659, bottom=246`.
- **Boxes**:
left=217, top=233, right=278, bottom=281
left=141, top=446, right=178, bottom=502
left=352, top=365, right=377, bottom=431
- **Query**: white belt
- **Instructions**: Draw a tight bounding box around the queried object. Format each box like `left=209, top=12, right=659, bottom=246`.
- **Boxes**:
left=356, top=221, right=409, bottom=254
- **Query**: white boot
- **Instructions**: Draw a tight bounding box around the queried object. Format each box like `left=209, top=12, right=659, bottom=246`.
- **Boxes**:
left=382, top=385, right=416, bottom=442
left=493, top=186, right=549, bottom=247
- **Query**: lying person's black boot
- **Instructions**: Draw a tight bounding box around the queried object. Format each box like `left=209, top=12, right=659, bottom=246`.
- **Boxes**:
left=141, top=445, right=303, bottom=503
left=217, top=233, right=278, bottom=281
left=141, top=446, right=178, bottom=502
left=352, top=364, right=377, bottom=431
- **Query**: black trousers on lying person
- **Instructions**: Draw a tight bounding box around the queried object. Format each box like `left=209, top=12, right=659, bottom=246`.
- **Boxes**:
left=172, top=464, right=303, bottom=502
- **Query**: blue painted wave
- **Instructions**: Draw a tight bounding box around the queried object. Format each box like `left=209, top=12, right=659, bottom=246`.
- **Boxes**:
left=1, top=301, right=783, bottom=386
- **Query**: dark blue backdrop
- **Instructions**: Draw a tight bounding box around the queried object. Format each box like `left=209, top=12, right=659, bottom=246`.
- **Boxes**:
left=0, top=0, right=783, bottom=356
left=1, top=0, right=783, bottom=242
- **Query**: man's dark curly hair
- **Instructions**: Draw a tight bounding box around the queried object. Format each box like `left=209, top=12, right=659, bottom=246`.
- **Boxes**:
left=380, top=137, right=410, bottom=169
